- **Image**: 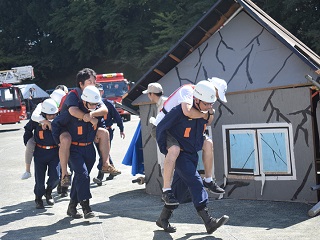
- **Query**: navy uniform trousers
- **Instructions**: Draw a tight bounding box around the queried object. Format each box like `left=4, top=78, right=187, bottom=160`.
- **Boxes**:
left=34, top=147, right=60, bottom=197
left=23, top=119, right=61, bottom=198
left=172, top=151, right=208, bottom=209
left=69, top=144, right=96, bottom=203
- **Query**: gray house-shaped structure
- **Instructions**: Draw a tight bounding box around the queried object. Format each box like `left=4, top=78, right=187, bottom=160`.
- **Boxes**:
left=124, top=0, right=320, bottom=203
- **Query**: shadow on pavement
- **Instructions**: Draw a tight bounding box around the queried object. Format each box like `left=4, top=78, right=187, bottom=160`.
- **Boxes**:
left=91, top=188, right=311, bottom=229
left=0, top=188, right=312, bottom=239
left=0, top=128, right=21, bottom=133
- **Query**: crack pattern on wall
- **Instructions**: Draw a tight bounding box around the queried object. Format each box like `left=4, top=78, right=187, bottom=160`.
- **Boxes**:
left=288, top=105, right=312, bottom=146
left=243, top=28, right=263, bottom=49
left=215, top=27, right=293, bottom=90
left=216, top=31, right=235, bottom=72
left=195, top=43, right=209, bottom=69
left=263, top=90, right=290, bottom=123
left=143, top=104, right=156, bottom=149
left=213, top=101, right=234, bottom=128
left=291, top=163, right=312, bottom=200
left=229, top=44, right=254, bottom=87
left=263, top=89, right=312, bottom=146
left=268, top=53, right=293, bottom=84
left=175, top=66, right=195, bottom=85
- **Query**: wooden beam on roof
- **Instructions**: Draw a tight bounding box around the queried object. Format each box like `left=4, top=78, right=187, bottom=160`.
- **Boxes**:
left=198, top=26, right=213, bottom=38
left=183, top=41, right=194, bottom=52
left=153, top=68, right=165, bottom=76
left=189, top=3, right=241, bottom=54
left=169, top=54, right=181, bottom=63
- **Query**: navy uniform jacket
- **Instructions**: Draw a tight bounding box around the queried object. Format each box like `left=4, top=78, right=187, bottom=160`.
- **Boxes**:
left=103, top=99, right=124, bottom=132
left=156, top=104, right=207, bottom=155
left=24, top=120, right=57, bottom=147
left=51, top=103, right=104, bottom=145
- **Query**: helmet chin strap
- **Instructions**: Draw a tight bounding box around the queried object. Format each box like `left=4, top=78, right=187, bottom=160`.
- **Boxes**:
left=197, top=100, right=211, bottom=113
left=194, top=99, right=202, bottom=112
left=85, top=102, right=96, bottom=112
left=85, top=102, right=94, bottom=112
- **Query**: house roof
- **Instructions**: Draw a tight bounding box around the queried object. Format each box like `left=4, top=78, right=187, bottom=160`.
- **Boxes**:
left=123, top=0, right=320, bottom=109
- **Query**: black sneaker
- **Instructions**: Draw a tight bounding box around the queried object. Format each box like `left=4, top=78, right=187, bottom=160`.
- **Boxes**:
left=203, top=180, right=225, bottom=194
left=162, top=190, right=179, bottom=206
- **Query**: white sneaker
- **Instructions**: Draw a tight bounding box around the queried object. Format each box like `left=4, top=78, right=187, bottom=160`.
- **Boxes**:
left=21, top=171, right=31, bottom=180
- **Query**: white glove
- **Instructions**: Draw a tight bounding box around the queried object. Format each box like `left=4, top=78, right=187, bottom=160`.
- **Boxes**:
left=149, top=117, right=156, bottom=125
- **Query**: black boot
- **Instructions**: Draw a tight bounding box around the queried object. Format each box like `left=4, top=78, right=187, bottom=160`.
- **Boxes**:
left=35, top=196, right=44, bottom=209
left=57, top=182, right=62, bottom=194
left=67, top=200, right=83, bottom=218
left=45, top=187, right=54, bottom=205
left=93, top=170, right=104, bottom=186
left=80, top=200, right=95, bottom=219
left=156, top=206, right=176, bottom=233
left=60, top=186, right=68, bottom=197
left=197, top=207, right=229, bottom=234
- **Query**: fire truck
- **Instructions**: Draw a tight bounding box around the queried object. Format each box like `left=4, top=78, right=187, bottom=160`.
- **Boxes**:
left=0, top=66, right=34, bottom=124
left=96, top=73, right=132, bottom=121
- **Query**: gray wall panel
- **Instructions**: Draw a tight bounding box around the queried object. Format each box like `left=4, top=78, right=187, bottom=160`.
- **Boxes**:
left=212, top=87, right=317, bottom=202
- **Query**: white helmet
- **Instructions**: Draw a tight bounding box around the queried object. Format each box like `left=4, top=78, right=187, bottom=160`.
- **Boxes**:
left=193, top=80, right=217, bottom=103
left=81, top=85, right=101, bottom=103
left=41, top=98, right=58, bottom=114
left=50, top=89, right=66, bottom=106
left=208, top=77, right=227, bottom=102
left=55, top=85, right=69, bottom=94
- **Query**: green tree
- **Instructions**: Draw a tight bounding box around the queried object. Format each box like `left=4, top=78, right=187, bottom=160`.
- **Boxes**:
left=143, top=0, right=216, bottom=67
left=254, top=0, right=320, bottom=54
left=0, top=0, right=318, bottom=88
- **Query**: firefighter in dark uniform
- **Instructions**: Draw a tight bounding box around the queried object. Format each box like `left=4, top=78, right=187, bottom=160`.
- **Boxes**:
left=156, top=80, right=229, bottom=234
left=58, top=68, right=120, bottom=190
left=23, top=98, right=60, bottom=209
left=93, top=83, right=125, bottom=185
left=52, top=85, right=103, bottom=219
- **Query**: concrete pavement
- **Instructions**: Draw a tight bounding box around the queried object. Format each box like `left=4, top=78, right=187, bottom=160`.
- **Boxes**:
left=0, top=115, right=319, bottom=240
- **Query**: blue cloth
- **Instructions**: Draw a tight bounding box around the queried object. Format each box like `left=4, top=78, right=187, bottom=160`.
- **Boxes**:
left=122, top=121, right=144, bottom=176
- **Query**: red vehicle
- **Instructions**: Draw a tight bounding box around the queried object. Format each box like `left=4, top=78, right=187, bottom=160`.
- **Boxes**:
left=0, top=66, right=33, bottom=124
left=0, top=83, right=27, bottom=124
left=96, top=73, right=131, bottom=121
